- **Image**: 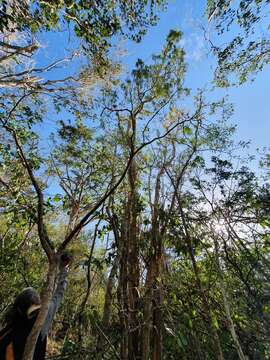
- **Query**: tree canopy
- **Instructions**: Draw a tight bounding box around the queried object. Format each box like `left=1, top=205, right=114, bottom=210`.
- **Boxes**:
left=207, top=0, right=270, bottom=85
left=0, top=1, right=270, bottom=360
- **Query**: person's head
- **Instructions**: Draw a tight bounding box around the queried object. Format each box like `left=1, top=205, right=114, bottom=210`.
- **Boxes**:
left=3, top=288, right=41, bottom=326
left=14, top=287, right=41, bottom=319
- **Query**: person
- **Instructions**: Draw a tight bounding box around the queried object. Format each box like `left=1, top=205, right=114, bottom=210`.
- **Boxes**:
left=0, top=253, right=71, bottom=360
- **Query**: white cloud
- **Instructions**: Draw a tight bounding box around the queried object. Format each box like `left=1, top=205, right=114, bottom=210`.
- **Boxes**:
left=179, top=32, right=206, bottom=62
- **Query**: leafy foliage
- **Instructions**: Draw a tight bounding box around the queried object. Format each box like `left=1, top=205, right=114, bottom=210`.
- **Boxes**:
left=207, top=0, right=270, bottom=85
left=1, top=0, right=167, bottom=60
left=0, top=2, right=269, bottom=360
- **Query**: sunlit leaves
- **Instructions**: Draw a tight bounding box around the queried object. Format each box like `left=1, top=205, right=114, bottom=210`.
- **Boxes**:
left=1, top=0, right=167, bottom=62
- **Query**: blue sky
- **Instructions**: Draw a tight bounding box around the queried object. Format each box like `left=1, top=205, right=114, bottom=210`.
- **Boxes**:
left=121, top=0, right=270, bottom=153
left=35, top=0, right=270, bottom=158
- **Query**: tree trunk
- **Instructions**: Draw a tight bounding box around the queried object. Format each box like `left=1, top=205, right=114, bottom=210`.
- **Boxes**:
left=214, top=238, right=247, bottom=360
left=142, top=260, right=155, bottom=360
left=142, top=169, right=164, bottom=360
left=127, top=159, right=140, bottom=359
left=125, top=114, right=140, bottom=359
left=176, top=195, right=224, bottom=360
left=118, top=207, right=129, bottom=360
left=22, top=258, right=58, bottom=360
left=96, top=255, right=119, bottom=354
left=152, top=285, right=163, bottom=360
left=103, top=256, right=119, bottom=329
left=220, top=281, right=247, bottom=360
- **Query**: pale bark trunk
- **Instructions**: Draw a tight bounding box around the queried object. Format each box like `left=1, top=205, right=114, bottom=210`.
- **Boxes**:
left=220, top=281, right=247, bottom=360
left=22, top=259, right=58, bottom=360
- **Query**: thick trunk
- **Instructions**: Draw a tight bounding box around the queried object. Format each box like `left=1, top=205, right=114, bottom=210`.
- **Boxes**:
left=22, top=259, right=58, bottom=360
left=142, top=257, right=163, bottom=360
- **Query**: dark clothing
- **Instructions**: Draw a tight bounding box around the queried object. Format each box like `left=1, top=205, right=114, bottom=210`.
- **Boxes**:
left=0, top=317, right=46, bottom=360
left=0, top=268, right=68, bottom=360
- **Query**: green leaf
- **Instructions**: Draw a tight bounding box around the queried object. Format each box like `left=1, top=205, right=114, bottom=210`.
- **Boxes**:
left=53, top=194, right=62, bottom=203
left=212, top=315, right=219, bottom=329
left=183, top=126, right=192, bottom=135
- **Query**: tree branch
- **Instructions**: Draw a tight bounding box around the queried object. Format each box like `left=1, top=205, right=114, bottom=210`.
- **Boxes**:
left=2, top=124, right=54, bottom=258
left=59, top=115, right=192, bottom=250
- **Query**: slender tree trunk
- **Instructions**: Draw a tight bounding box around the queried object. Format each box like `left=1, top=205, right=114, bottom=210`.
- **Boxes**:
left=187, top=238, right=224, bottom=360
left=102, top=256, right=119, bottom=329
left=142, top=261, right=155, bottom=360
left=127, top=159, right=140, bottom=359
left=190, top=330, right=204, bottom=360
left=118, top=208, right=129, bottom=360
left=142, top=170, right=164, bottom=360
left=125, top=114, right=140, bottom=359
left=214, top=238, right=247, bottom=360
left=176, top=195, right=224, bottom=360
left=220, top=281, right=247, bottom=360
left=96, top=255, right=119, bottom=354
left=152, top=284, right=163, bottom=360
left=77, top=223, right=100, bottom=343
